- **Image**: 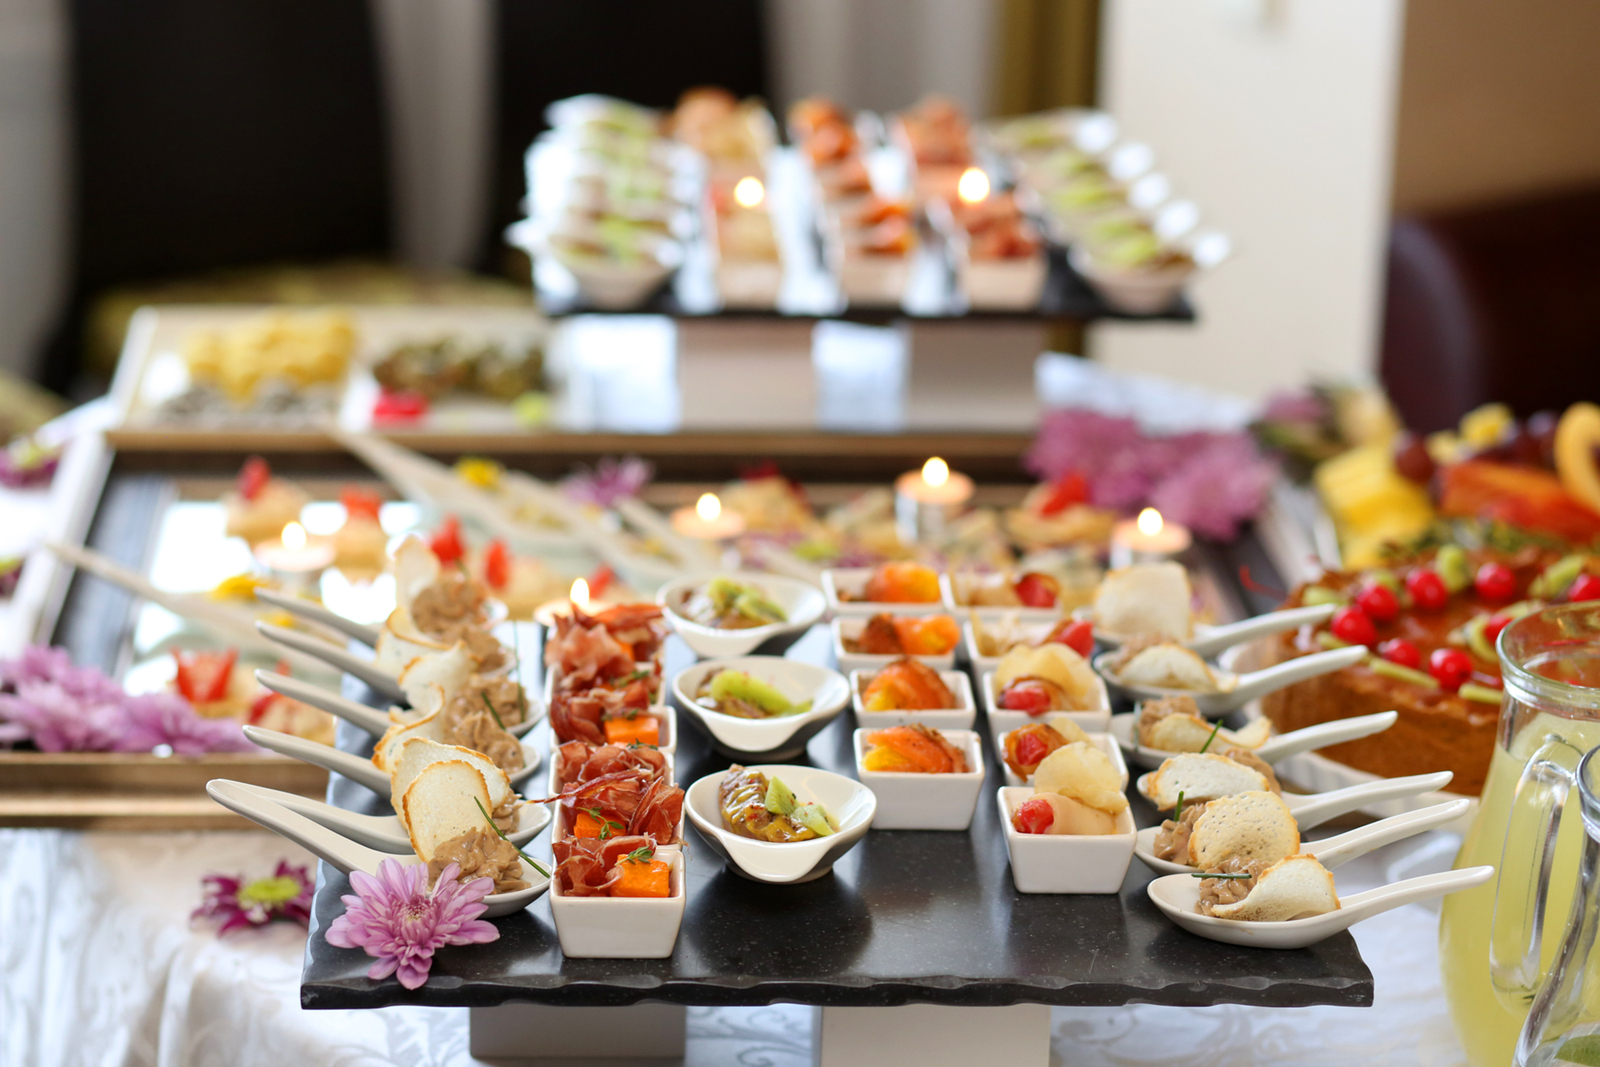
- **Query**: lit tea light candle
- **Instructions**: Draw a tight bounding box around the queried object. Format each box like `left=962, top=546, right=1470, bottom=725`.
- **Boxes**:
left=671, top=492, right=747, bottom=540
left=533, top=577, right=614, bottom=628
left=957, top=167, right=990, bottom=204
left=733, top=175, right=765, bottom=209
left=1110, top=507, right=1193, bottom=568
left=254, top=521, right=335, bottom=577
left=895, top=457, right=975, bottom=544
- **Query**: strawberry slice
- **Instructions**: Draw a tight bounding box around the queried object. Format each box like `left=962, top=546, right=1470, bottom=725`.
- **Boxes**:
left=173, top=648, right=238, bottom=704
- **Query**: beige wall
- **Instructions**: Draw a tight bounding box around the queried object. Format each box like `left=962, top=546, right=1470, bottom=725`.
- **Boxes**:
left=1393, top=0, right=1600, bottom=214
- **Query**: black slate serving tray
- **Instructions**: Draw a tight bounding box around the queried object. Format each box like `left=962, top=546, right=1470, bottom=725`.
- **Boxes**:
left=299, top=618, right=1372, bottom=1011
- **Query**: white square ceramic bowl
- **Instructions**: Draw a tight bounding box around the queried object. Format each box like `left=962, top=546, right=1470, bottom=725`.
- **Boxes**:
left=546, top=704, right=678, bottom=757
left=997, top=787, right=1136, bottom=894
left=996, top=729, right=1128, bottom=789
left=548, top=850, right=686, bottom=958
left=942, top=572, right=1067, bottom=623
left=850, top=668, right=977, bottom=731
left=832, top=616, right=959, bottom=677
left=981, top=670, right=1110, bottom=738
left=852, top=728, right=986, bottom=830
left=960, top=617, right=1067, bottom=675
left=671, top=657, right=851, bottom=761
left=822, top=568, right=949, bottom=618
left=684, top=765, right=876, bottom=883
left=959, top=254, right=1048, bottom=311
left=656, top=572, right=826, bottom=659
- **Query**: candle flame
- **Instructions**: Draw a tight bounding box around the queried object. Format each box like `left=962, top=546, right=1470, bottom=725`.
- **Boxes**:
left=1137, top=508, right=1164, bottom=536
left=733, top=176, right=765, bottom=208
left=281, top=522, right=306, bottom=551
left=957, top=167, right=990, bottom=204
left=696, top=493, right=722, bottom=522
left=570, top=578, right=590, bottom=610
left=922, top=457, right=950, bottom=488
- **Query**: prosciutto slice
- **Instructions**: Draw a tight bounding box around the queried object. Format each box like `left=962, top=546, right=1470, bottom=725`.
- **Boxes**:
left=552, top=834, right=656, bottom=896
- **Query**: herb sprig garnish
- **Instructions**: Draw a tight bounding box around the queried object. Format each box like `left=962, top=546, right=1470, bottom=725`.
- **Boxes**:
left=627, top=740, right=660, bottom=750
left=1197, top=719, right=1224, bottom=754
left=620, top=845, right=655, bottom=865
left=481, top=690, right=507, bottom=732
left=1191, top=871, right=1252, bottom=880
left=1172, top=790, right=1186, bottom=823
left=584, top=806, right=626, bottom=840
left=473, top=797, right=550, bottom=877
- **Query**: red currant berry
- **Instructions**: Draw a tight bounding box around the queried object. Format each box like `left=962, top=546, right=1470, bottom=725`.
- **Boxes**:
left=1330, top=605, right=1377, bottom=647
left=1355, top=583, right=1399, bottom=622
left=1569, top=574, right=1600, bottom=602
left=1429, top=647, right=1473, bottom=692
left=1483, top=612, right=1513, bottom=646
left=1474, top=562, right=1516, bottom=604
left=1379, top=638, right=1421, bottom=669
left=1406, top=568, right=1449, bottom=612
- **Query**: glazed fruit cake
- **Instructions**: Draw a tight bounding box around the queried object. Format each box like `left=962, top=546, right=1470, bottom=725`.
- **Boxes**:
left=1259, top=543, right=1598, bottom=795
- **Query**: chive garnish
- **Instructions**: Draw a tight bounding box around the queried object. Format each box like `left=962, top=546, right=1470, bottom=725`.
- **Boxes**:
left=627, top=740, right=659, bottom=750
left=473, top=796, right=550, bottom=878
left=1173, top=790, right=1185, bottom=823
left=621, top=845, right=655, bottom=865
left=1191, top=872, right=1252, bottom=880
left=481, top=690, right=507, bottom=732
left=1197, top=719, right=1224, bottom=754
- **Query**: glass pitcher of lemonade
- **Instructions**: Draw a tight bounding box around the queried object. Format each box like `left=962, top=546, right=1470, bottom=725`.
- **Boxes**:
left=1441, top=603, right=1600, bottom=1067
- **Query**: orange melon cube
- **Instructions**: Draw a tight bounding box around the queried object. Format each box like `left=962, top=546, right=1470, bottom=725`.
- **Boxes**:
left=611, top=858, right=671, bottom=898
left=604, top=715, right=660, bottom=747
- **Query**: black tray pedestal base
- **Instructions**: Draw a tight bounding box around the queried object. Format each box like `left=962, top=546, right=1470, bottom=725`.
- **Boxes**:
left=469, top=1003, right=687, bottom=1064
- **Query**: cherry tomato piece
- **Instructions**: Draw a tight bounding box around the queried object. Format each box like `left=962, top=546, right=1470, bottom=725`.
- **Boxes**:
left=1012, top=796, right=1055, bottom=835
left=373, top=389, right=429, bottom=423
left=429, top=515, right=465, bottom=565
left=1330, top=605, right=1377, bottom=647
left=1043, top=618, right=1095, bottom=659
left=1013, top=730, right=1050, bottom=771
left=237, top=456, right=270, bottom=502
left=1429, top=647, right=1473, bottom=693
left=1474, top=562, right=1516, bottom=604
left=1037, top=471, right=1088, bottom=516
left=1483, top=612, right=1513, bottom=646
left=1000, top=680, right=1054, bottom=715
left=483, top=539, right=511, bottom=589
left=1569, top=574, right=1600, bottom=603
left=1406, top=568, right=1449, bottom=612
left=1355, top=583, right=1399, bottom=622
left=1379, top=638, right=1421, bottom=669
left=1014, top=572, right=1060, bottom=609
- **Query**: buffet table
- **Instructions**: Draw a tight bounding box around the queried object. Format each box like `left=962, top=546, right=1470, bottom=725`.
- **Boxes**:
left=1, top=825, right=1467, bottom=1066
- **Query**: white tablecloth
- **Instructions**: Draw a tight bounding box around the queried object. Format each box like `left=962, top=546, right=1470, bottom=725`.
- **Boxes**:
left=0, top=829, right=1469, bottom=1067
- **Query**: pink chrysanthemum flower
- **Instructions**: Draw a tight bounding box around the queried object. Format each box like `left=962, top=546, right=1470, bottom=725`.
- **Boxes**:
left=562, top=456, right=654, bottom=509
left=324, top=859, right=499, bottom=989
left=193, top=860, right=314, bottom=935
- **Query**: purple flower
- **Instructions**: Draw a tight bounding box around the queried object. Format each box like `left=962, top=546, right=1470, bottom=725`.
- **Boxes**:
left=324, top=859, right=499, bottom=989
left=193, top=860, right=314, bottom=935
left=118, top=692, right=257, bottom=755
left=0, top=437, right=61, bottom=489
left=0, top=644, right=75, bottom=688
left=562, top=456, right=654, bottom=509
left=0, top=679, right=128, bottom=752
left=1148, top=435, right=1279, bottom=540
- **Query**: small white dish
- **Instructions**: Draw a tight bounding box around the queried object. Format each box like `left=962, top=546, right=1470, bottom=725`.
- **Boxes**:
left=548, top=850, right=686, bottom=959
left=837, top=254, right=911, bottom=307
left=981, top=669, right=1111, bottom=738
left=822, top=568, right=949, bottom=618
left=831, top=616, right=959, bottom=676
left=657, top=572, right=826, bottom=659
left=960, top=255, right=1048, bottom=312
left=960, top=617, right=1064, bottom=676
left=997, top=729, right=1127, bottom=789
left=850, top=668, right=977, bottom=731
left=996, top=786, right=1136, bottom=894
left=853, top=728, right=986, bottom=831
left=1145, top=865, right=1493, bottom=949
left=1108, top=709, right=1399, bottom=772
left=685, top=765, right=876, bottom=883
left=672, top=657, right=851, bottom=761
left=943, top=573, right=1065, bottom=623
left=1068, top=244, right=1193, bottom=316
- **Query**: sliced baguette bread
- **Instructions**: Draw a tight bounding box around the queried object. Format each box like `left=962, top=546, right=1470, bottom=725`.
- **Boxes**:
left=1208, top=854, right=1340, bottom=922
left=1142, top=752, right=1270, bottom=809
left=1187, top=790, right=1299, bottom=869
left=1116, top=643, right=1216, bottom=691
left=1093, top=562, right=1192, bottom=640
left=371, top=707, right=446, bottom=773
left=391, top=737, right=514, bottom=815
left=402, top=759, right=493, bottom=863
left=395, top=641, right=473, bottom=708
left=373, top=604, right=454, bottom=675
left=1140, top=708, right=1271, bottom=754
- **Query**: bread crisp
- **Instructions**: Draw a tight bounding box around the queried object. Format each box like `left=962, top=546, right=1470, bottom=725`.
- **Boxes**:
left=391, top=736, right=514, bottom=814
left=1093, top=562, right=1192, bottom=640
left=1187, top=791, right=1299, bottom=869
left=1142, top=752, right=1270, bottom=809
left=402, top=759, right=494, bottom=862
left=1208, top=854, right=1340, bottom=922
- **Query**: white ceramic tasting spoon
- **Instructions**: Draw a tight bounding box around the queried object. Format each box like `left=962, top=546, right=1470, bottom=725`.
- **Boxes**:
left=253, top=588, right=384, bottom=647
left=205, top=780, right=548, bottom=918
left=1145, top=864, right=1494, bottom=949
left=1091, top=603, right=1337, bottom=656
left=241, top=724, right=544, bottom=794
left=218, top=780, right=551, bottom=852
left=1136, top=769, right=1456, bottom=832
left=255, top=669, right=542, bottom=739
left=1136, top=798, right=1472, bottom=876
left=256, top=621, right=405, bottom=700
left=1094, top=644, right=1366, bottom=716
left=1110, top=710, right=1399, bottom=771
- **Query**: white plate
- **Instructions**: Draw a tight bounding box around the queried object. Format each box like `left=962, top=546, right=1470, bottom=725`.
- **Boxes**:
left=671, top=657, right=851, bottom=760
left=997, top=786, right=1136, bottom=894
left=684, top=765, right=876, bottom=883
left=850, top=668, right=977, bottom=731
left=832, top=616, right=959, bottom=677
left=822, top=568, right=949, bottom=618
left=853, top=728, right=986, bottom=831
left=996, top=729, right=1128, bottom=790
left=980, top=669, right=1111, bottom=738
left=549, top=850, right=686, bottom=958
left=657, top=572, right=825, bottom=659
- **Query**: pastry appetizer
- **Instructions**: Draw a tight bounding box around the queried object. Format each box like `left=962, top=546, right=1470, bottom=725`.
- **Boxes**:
left=1137, top=695, right=1270, bottom=752
left=994, top=643, right=1100, bottom=714
left=1155, top=789, right=1299, bottom=868
left=223, top=457, right=309, bottom=546
left=1105, top=639, right=1218, bottom=692
left=1001, top=716, right=1092, bottom=779
left=1195, top=854, right=1340, bottom=921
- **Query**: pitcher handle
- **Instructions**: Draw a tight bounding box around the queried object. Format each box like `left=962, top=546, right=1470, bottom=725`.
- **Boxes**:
left=1492, top=733, right=1585, bottom=1005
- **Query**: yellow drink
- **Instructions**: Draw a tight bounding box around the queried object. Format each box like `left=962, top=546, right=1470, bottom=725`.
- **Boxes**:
left=1440, top=715, right=1600, bottom=1066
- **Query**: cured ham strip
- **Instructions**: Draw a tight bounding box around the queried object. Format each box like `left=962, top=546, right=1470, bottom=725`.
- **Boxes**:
left=552, top=834, right=656, bottom=896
